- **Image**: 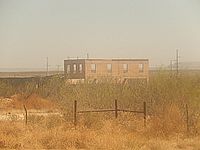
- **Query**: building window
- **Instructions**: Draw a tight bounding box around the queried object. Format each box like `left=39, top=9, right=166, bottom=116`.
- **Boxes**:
left=73, top=64, right=77, bottom=73
left=123, top=64, right=128, bottom=73
left=79, top=64, right=83, bottom=73
left=91, top=64, right=96, bottom=73
left=67, top=65, right=70, bottom=74
left=139, top=63, right=144, bottom=72
left=107, top=64, right=112, bottom=73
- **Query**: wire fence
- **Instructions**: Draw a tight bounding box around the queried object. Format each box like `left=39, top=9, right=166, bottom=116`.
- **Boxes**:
left=21, top=100, right=190, bottom=135
left=73, top=100, right=147, bottom=127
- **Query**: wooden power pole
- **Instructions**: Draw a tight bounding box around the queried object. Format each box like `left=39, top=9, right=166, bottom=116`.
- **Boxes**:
left=176, top=49, right=179, bottom=75
left=46, top=57, right=49, bottom=76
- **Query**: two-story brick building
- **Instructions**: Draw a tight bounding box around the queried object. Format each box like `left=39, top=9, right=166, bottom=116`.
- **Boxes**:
left=64, top=58, right=149, bottom=82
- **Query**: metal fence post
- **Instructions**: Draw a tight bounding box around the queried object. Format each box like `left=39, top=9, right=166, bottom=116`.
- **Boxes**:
left=23, top=105, right=28, bottom=125
left=143, top=102, right=147, bottom=127
left=74, top=100, right=77, bottom=127
left=115, top=99, right=118, bottom=119
left=186, top=104, right=189, bottom=134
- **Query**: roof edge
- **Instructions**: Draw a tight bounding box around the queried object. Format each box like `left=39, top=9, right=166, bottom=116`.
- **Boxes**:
left=64, top=58, right=149, bottom=61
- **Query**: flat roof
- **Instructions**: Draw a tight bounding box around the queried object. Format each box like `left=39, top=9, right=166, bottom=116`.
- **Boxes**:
left=64, top=58, right=149, bottom=61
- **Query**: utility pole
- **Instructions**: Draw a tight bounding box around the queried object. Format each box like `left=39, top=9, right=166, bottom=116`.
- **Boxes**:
left=170, top=60, right=176, bottom=72
left=46, top=57, right=49, bottom=76
left=170, top=60, right=173, bottom=72
left=176, top=49, right=179, bottom=75
left=57, top=65, right=61, bottom=74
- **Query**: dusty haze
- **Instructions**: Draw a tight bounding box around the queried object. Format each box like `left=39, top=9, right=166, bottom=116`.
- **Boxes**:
left=0, top=0, right=200, bottom=70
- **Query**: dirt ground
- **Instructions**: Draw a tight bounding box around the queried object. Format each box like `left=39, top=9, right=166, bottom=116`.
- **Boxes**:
left=0, top=94, right=61, bottom=121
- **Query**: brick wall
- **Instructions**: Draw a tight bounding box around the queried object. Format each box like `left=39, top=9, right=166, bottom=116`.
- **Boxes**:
left=64, top=59, right=149, bottom=81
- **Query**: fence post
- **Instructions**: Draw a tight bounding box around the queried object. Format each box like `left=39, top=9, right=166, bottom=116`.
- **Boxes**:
left=23, top=105, right=28, bottom=125
left=115, top=99, right=118, bottom=119
left=143, top=102, right=147, bottom=127
left=186, top=104, right=189, bottom=134
left=74, top=100, right=77, bottom=127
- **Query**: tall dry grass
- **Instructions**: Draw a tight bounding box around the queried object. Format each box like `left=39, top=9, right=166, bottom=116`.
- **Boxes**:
left=0, top=71, right=200, bottom=149
left=0, top=116, right=200, bottom=149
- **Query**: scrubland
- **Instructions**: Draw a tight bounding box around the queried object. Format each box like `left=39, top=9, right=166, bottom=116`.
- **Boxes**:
left=0, top=71, right=200, bottom=149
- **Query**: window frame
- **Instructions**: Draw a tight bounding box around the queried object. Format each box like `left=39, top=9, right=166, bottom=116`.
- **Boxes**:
left=73, top=64, right=77, bottom=73
left=79, top=64, right=83, bottom=73
left=123, top=64, right=128, bottom=73
left=139, top=63, right=144, bottom=73
left=107, top=64, right=112, bottom=73
left=66, top=64, right=71, bottom=74
left=91, top=64, right=96, bottom=73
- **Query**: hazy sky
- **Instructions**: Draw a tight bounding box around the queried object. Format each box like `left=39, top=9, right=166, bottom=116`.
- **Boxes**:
left=0, top=0, right=200, bottom=70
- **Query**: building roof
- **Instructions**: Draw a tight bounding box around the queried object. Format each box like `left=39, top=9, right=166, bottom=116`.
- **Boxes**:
left=64, top=58, right=149, bottom=61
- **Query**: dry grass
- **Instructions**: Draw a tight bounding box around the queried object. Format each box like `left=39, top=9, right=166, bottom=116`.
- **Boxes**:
left=0, top=94, right=57, bottom=110
left=0, top=71, right=200, bottom=149
left=0, top=116, right=200, bottom=149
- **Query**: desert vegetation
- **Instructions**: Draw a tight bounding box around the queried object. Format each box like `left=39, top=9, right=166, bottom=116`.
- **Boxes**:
left=0, top=71, right=200, bottom=149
